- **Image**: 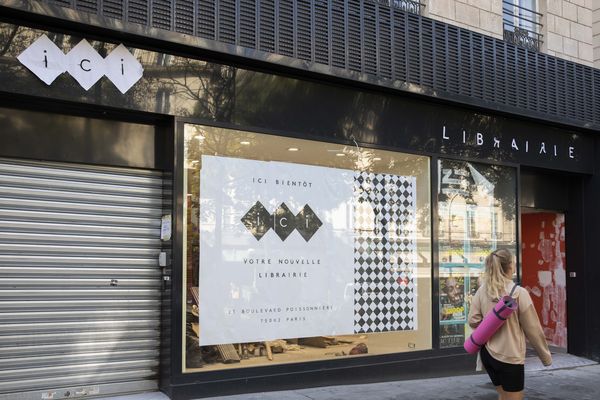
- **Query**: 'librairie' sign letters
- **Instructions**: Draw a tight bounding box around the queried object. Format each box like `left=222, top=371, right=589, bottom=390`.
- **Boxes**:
left=17, top=35, right=143, bottom=94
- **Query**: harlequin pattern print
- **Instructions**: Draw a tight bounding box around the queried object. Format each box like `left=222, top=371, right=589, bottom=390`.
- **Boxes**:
left=353, top=172, right=417, bottom=333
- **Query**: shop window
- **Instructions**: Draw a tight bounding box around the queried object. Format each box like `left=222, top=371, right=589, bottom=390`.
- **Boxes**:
left=183, top=124, right=432, bottom=371
left=437, top=159, right=517, bottom=348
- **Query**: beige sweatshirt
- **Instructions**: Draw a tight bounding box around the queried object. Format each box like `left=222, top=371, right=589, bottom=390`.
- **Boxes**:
left=468, top=280, right=552, bottom=366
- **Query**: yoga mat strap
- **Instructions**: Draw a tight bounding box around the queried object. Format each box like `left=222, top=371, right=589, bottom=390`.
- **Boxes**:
left=469, top=335, right=482, bottom=348
left=492, top=307, right=507, bottom=321
left=463, top=285, right=520, bottom=354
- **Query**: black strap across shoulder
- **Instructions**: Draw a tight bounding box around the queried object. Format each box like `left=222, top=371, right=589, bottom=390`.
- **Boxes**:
left=509, top=283, right=519, bottom=298
left=492, top=307, right=507, bottom=321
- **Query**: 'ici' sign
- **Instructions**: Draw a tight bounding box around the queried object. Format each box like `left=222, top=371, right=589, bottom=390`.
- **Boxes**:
left=17, top=35, right=143, bottom=94
left=241, top=201, right=323, bottom=242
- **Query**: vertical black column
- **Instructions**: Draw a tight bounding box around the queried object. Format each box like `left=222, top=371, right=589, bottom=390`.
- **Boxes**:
left=162, top=120, right=186, bottom=394
left=431, top=156, right=440, bottom=349
left=582, top=137, right=600, bottom=361
left=565, top=174, right=586, bottom=357
left=159, top=120, right=176, bottom=396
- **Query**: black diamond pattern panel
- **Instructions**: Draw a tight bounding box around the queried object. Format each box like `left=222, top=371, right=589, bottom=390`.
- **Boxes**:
left=353, top=172, right=417, bottom=333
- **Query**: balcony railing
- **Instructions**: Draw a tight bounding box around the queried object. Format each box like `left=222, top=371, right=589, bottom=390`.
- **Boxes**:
left=502, top=0, right=543, bottom=51
left=374, top=0, right=425, bottom=15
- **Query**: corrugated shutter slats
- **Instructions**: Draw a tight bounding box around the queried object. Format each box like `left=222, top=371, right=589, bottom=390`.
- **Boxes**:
left=0, top=159, right=162, bottom=398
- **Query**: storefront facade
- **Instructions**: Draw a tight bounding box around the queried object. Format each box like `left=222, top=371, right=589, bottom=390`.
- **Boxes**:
left=0, top=1, right=599, bottom=400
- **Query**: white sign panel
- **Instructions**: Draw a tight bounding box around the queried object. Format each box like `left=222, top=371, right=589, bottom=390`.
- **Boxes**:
left=104, top=44, right=145, bottom=94
left=66, top=39, right=106, bottom=91
left=17, top=34, right=66, bottom=85
left=198, top=155, right=418, bottom=345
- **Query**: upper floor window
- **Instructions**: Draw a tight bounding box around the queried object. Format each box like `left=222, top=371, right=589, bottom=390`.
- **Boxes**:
left=503, top=0, right=543, bottom=51
left=375, top=1, right=425, bottom=15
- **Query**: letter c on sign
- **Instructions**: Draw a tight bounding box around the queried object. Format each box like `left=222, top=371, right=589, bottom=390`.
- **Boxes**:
left=79, top=59, right=91, bottom=72
left=279, top=217, right=288, bottom=228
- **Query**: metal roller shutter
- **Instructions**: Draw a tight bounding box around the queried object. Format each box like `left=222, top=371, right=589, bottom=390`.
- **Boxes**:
left=0, top=158, right=164, bottom=400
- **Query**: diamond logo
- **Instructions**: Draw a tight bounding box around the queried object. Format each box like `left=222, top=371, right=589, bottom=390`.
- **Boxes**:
left=295, top=204, right=323, bottom=242
left=66, top=39, right=106, bottom=90
left=272, top=203, right=296, bottom=241
left=105, top=44, right=144, bottom=94
left=17, top=34, right=66, bottom=85
left=240, top=202, right=323, bottom=241
left=240, top=201, right=273, bottom=241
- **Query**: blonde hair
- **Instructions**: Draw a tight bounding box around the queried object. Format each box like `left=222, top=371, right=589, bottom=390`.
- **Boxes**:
left=483, top=248, right=513, bottom=300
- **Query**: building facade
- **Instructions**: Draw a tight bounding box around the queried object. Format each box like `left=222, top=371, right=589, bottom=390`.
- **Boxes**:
left=0, top=1, right=599, bottom=399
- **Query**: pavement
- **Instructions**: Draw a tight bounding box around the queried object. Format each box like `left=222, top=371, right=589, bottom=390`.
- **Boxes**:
left=98, top=353, right=599, bottom=400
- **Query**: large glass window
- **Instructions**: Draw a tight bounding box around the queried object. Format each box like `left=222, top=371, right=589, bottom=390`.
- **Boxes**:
left=183, top=124, right=432, bottom=371
left=437, top=159, right=517, bottom=348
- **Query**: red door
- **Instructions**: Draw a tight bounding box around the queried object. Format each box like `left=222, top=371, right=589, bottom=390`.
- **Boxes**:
left=521, top=212, right=567, bottom=349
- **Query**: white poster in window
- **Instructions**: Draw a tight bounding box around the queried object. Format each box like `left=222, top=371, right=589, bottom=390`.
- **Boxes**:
left=198, top=155, right=417, bottom=346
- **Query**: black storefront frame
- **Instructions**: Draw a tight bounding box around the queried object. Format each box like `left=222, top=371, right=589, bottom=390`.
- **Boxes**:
left=166, top=117, right=530, bottom=399
left=0, top=74, right=588, bottom=400
left=0, top=95, right=581, bottom=400
left=0, top=14, right=594, bottom=397
left=0, top=87, right=588, bottom=400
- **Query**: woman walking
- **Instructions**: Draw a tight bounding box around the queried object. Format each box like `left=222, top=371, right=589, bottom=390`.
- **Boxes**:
left=468, top=249, right=552, bottom=400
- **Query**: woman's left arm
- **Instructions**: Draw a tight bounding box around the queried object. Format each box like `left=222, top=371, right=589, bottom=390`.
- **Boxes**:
left=519, top=289, right=552, bottom=366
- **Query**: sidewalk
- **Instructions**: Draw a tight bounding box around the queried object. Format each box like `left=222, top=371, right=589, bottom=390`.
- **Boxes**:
left=100, top=354, right=598, bottom=400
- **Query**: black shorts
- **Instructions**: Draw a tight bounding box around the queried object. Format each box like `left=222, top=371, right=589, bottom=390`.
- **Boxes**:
left=480, top=346, right=525, bottom=392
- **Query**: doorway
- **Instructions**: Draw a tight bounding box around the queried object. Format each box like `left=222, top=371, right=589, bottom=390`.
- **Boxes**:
left=520, top=209, right=567, bottom=350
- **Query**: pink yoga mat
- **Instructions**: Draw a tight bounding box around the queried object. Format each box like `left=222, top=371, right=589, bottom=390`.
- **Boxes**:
left=464, top=294, right=519, bottom=354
